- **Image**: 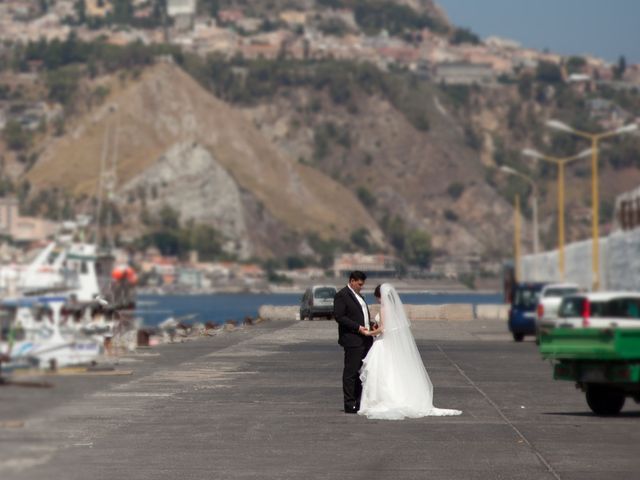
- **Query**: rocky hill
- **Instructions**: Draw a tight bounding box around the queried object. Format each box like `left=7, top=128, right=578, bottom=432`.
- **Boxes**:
left=25, top=57, right=520, bottom=262
left=26, top=61, right=385, bottom=259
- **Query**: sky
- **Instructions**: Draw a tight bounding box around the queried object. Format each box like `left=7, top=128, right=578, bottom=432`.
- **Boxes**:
left=435, top=0, right=640, bottom=65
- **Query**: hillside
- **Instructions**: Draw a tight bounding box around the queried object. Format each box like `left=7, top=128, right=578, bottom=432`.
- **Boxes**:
left=26, top=61, right=385, bottom=259
left=24, top=56, right=518, bottom=262
left=3, top=1, right=639, bottom=270
left=237, top=67, right=515, bottom=258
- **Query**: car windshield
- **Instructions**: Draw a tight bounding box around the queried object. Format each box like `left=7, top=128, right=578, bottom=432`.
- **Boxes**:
left=314, top=288, right=336, bottom=299
left=559, top=297, right=640, bottom=319
left=544, top=287, right=579, bottom=297
left=513, top=286, right=542, bottom=308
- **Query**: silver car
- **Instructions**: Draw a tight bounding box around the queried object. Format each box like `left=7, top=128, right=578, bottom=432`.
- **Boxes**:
left=299, top=285, right=337, bottom=320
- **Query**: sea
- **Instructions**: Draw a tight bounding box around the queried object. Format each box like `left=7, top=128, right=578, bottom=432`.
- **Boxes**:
left=135, top=291, right=504, bottom=327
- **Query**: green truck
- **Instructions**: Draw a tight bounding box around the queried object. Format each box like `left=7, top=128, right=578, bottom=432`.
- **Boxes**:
left=540, top=328, right=640, bottom=415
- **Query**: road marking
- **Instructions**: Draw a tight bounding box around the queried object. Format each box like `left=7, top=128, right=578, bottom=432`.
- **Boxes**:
left=92, top=392, right=173, bottom=397
left=437, top=345, right=562, bottom=480
left=0, top=420, right=24, bottom=429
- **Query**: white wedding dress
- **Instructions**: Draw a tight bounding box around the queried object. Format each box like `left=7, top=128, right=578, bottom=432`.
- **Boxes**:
left=358, top=284, right=462, bottom=420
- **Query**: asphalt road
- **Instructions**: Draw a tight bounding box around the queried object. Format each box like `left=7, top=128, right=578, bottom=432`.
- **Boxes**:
left=1, top=318, right=639, bottom=480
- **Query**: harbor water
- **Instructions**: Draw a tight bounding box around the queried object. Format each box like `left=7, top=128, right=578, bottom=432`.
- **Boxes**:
left=135, top=291, right=504, bottom=326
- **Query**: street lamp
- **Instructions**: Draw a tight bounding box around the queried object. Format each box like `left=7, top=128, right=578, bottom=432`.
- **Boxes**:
left=522, top=148, right=592, bottom=280
left=500, top=166, right=539, bottom=280
left=546, top=120, right=639, bottom=290
left=514, top=194, right=521, bottom=281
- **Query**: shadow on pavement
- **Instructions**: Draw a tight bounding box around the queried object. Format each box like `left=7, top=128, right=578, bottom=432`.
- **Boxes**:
left=544, top=411, right=640, bottom=418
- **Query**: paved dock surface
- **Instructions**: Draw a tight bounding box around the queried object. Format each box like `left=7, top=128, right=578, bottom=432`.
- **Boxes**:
left=1, top=318, right=639, bottom=480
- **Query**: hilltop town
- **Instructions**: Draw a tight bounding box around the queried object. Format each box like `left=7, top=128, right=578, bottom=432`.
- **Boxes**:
left=1, top=0, right=638, bottom=85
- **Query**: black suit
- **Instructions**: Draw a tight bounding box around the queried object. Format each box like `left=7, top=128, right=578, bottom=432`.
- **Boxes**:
left=334, top=286, right=373, bottom=412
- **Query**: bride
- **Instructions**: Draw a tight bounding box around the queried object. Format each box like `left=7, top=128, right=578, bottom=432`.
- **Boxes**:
left=358, top=283, right=462, bottom=420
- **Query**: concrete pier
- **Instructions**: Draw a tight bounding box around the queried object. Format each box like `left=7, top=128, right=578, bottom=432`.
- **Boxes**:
left=1, top=317, right=639, bottom=479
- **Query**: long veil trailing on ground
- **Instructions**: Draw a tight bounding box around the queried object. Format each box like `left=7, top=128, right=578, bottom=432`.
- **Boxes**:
left=358, top=283, right=462, bottom=419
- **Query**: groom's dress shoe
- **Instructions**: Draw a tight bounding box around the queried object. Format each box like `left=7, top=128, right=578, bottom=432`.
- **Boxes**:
left=345, top=406, right=358, bottom=414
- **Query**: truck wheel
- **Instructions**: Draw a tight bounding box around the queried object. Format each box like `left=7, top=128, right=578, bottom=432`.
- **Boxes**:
left=513, top=333, right=524, bottom=342
left=586, top=385, right=626, bottom=415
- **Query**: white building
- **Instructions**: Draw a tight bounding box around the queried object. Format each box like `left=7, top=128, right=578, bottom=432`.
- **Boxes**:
left=167, top=0, right=196, bottom=31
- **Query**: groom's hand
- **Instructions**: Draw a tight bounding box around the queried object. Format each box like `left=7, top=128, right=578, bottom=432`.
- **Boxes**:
left=358, top=326, right=368, bottom=336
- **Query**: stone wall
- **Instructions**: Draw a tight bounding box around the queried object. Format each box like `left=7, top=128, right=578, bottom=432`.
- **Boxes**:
left=258, top=304, right=508, bottom=322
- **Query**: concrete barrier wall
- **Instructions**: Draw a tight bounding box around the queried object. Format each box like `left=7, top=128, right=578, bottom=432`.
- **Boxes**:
left=258, top=304, right=508, bottom=322
left=476, top=304, right=509, bottom=321
left=520, top=228, right=640, bottom=291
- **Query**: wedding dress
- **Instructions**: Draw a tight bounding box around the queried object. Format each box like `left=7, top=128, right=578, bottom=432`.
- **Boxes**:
left=358, top=283, right=462, bottom=420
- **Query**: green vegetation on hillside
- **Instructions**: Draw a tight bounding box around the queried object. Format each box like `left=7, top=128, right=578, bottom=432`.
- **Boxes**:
left=178, top=53, right=432, bottom=132
left=137, top=205, right=225, bottom=261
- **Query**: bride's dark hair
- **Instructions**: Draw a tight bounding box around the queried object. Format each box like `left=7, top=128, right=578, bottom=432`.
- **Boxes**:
left=374, top=284, right=382, bottom=298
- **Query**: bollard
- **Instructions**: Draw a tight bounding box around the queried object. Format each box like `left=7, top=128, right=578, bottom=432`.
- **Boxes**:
left=137, top=329, right=150, bottom=347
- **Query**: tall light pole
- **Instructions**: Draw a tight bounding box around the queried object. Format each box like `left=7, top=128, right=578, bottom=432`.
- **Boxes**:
left=514, top=194, right=521, bottom=282
left=522, top=148, right=592, bottom=280
left=500, top=165, right=539, bottom=260
left=546, top=120, right=638, bottom=290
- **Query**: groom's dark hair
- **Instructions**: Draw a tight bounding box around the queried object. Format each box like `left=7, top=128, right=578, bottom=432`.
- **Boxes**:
left=349, top=270, right=367, bottom=282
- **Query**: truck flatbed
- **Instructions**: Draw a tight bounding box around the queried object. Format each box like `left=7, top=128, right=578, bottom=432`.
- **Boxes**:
left=540, top=328, right=640, bottom=361
left=539, top=328, right=640, bottom=415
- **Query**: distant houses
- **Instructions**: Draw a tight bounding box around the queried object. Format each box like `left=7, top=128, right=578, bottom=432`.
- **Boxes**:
left=0, top=197, right=58, bottom=243
left=433, top=62, right=496, bottom=85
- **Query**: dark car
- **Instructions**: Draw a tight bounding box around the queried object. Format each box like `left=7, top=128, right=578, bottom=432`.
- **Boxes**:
left=508, top=282, right=547, bottom=342
left=299, top=285, right=337, bottom=320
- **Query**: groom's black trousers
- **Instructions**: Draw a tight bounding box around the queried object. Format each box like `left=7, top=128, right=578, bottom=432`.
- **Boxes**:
left=343, top=345, right=368, bottom=410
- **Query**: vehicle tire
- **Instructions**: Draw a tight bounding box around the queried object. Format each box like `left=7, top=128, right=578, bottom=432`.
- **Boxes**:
left=586, top=385, right=626, bottom=415
left=513, top=333, right=525, bottom=342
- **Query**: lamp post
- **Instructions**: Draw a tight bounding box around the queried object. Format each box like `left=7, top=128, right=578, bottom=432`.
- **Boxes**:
left=546, top=120, right=638, bottom=290
left=500, top=166, right=538, bottom=280
left=514, top=194, right=521, bottom=282
left=522, top=148, right=592, bottom=280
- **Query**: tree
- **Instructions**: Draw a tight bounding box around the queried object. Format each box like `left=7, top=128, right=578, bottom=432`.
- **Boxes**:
left=536, top=61, right=563, bottom=83
left=350, top=228, right=371, bottom=251
left=446, top=182, right=465, bottom=200
left=614, top=55, right=627, bottom=80
left=46, top=67, right=80, bottom=107
left=356, top=186, right=376, bottom=208
left=74, top=0, right=86, bottom=24
left=404, top=229, right=432, bottom=268
left=3, top=120, right=32, bottom=151
left=566, top=56, right=587, bottom=74
left=517, top=73, right=533, bottom=99
left=451, top=27, right=481, bottom=45
left=111, top=0, right=134, bottom=25
left=158, top=205, right=180, bottom=230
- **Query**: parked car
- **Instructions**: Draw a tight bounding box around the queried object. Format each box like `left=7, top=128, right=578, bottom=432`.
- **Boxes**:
left=300, top=285, right=337, bottom=320
left=555, top=291, right=640, bottom=329
left=508, top=282, right=547, bottom=342
left=535, top=282, right=582, bottom=336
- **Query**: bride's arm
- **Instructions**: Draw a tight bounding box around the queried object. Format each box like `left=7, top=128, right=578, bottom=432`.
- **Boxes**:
left=371, top=309, right=383, bottom=335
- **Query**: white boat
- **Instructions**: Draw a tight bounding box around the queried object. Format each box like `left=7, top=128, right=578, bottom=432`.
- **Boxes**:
left=1, top=298, right=103, bottom=370
left=0, top=238, right=137, bottom=371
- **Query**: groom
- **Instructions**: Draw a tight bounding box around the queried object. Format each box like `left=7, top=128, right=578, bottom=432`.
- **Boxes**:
left=334, top=270, right=378, bottom=414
